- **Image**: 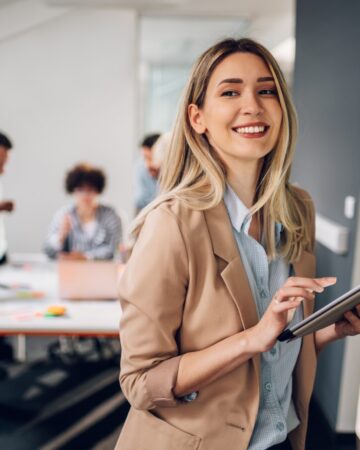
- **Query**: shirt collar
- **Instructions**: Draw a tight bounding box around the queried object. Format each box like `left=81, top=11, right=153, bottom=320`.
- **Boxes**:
left=223, top=184, right=284, bottom=242
left=223, top=184, right=251, bottom=233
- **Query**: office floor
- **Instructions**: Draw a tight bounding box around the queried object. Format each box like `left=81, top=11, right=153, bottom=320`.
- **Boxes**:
left=0, top=337, right=357, bottom=450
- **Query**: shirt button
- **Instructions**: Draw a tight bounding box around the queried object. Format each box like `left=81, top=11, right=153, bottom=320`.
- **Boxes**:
left=265, top=382, right=272, bottom=392
left=270, top=348, right=277, bottom=356
left=260, top=289, right=267, bottom=299
left=276, top=422, right=285, bottom=432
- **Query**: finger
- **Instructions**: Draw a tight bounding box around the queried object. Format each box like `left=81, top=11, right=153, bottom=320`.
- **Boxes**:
left=334, top=320, right=349, bottom=338
left=337, top=314, right=359, bottom=337
left=284, top=277, right=327, bottom=293
left=355, top=304, right=360, bottom=316
left=344, top=310, right=360, bottom=328
left=274, top=287, right=315, bottom=303
left=316, top=277, right=337, bottom=288
left=272, top=299, right=302, bottom=313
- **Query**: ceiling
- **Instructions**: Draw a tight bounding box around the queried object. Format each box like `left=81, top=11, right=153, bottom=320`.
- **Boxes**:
left=0, top=0, right=296, bottom=75
left=47, top=0, right=292, bottom=18
left=139, top=16, right=249, bottom=65
left=46, top=0, right=295, bottom=70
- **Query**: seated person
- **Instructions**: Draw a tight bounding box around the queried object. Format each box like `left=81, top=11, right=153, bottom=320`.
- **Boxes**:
left=44, top=163, right=122, bottom=260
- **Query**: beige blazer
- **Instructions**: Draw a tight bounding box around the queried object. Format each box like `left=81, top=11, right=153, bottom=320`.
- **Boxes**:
left=116, top=186, right=317, bottom=450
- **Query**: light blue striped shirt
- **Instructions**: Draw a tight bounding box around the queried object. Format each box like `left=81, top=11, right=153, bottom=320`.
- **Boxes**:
left=224, top=185, right=303, bottom=450
left=134, top=159, right=159, bottom=211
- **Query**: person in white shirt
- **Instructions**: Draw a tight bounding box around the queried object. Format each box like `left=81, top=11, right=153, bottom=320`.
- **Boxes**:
left=0, top=132, right=15, bottom=363
left=0, top=132, right=15, bottom=266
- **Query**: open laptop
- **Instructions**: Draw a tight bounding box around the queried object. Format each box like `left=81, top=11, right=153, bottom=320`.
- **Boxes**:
left=58, top=260, right=122, bottom=300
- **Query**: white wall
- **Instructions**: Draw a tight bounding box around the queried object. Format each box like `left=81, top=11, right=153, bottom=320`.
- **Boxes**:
left=0, top=1, right=137, bottom=252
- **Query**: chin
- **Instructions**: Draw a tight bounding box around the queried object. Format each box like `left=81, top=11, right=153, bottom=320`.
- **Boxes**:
left=231, top=146, right=272, bottom=161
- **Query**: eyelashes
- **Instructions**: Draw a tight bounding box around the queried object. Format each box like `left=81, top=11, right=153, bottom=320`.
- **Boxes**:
left=221, top=89, right=278, bottom=97
left=221, top=90, right=238, bottom=97
left=259, top=89, right=278, bottom=96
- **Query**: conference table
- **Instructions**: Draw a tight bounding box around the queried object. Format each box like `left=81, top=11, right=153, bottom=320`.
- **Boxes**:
left=0, top=254, right=122, bottom=360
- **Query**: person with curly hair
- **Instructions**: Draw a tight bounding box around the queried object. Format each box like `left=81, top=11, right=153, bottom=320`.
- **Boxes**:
left=44, top=163, right=122, bottom=260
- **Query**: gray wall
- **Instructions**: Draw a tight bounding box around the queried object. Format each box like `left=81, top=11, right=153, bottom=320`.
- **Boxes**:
left=292, top=0, right=360, bottom=428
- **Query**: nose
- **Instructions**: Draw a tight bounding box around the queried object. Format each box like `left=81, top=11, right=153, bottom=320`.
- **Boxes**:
left=241, top=91, right=263, bottom=116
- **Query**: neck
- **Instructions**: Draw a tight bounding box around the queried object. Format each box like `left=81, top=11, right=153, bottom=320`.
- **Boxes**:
left=226, top=159, right=263, bottom=208
left=76, top=204, right=97, bottom=221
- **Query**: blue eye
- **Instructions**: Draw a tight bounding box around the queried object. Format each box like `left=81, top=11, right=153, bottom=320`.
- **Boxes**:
left=259, top=89, right=277, bottom=96
left=221, top=90, right=238, bottom=97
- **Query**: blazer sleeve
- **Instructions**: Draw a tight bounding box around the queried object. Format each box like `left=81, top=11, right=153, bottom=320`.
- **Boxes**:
left=119, top=205, right=189, bottom=410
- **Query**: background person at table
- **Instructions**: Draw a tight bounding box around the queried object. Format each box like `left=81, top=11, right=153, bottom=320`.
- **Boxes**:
left=134, top=133, right=160, bottom=214
left=134, top=132, right=173, bottom=215
left=151, top=131, right=172, bottom=174
left=44, top=163, right=122, bottom=260
left=0, top=132, right=15, bottom=266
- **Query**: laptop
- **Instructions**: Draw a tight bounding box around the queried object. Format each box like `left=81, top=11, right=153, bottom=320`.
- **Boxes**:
left=58, top=260, right=122, bottom=300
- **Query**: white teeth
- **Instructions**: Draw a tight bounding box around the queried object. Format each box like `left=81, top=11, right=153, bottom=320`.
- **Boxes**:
left=235, top=126, right=266, bottom=134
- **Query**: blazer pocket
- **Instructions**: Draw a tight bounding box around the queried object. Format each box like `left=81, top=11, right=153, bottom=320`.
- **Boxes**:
left=116, top=407, right=201, bottom=450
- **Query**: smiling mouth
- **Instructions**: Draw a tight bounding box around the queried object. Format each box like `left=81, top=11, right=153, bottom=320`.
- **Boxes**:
left=232, top=125, right=270, bottom=138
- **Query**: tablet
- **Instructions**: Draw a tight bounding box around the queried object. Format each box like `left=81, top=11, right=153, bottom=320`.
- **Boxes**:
left=277, top=283, right=360, bottom=342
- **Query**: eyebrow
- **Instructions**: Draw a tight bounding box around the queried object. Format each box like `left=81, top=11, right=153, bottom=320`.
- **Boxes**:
left=217, top=76, right=274, bottom=86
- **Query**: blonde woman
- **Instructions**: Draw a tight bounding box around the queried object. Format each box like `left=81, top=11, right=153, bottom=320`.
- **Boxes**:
left=116, top=39, right=360, bottom=450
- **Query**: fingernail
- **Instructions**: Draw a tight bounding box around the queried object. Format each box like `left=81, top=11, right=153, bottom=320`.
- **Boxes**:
left=319, top=278, right=337, bottom=285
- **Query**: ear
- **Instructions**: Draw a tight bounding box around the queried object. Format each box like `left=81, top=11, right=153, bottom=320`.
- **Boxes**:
left=188, top=104, right=206, bottom=134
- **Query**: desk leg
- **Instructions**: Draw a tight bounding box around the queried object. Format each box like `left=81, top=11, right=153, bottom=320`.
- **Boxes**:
left=16, top=334, right=26, bottom=362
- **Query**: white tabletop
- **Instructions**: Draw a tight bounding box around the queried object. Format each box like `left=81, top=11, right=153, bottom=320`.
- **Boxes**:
left=0, top=254, right=121, bottom=336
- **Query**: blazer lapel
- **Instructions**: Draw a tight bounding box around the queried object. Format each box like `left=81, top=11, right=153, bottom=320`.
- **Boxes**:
left=204, top=201, right=259, bottom=331
left=204, top=201, right=261, bottom=385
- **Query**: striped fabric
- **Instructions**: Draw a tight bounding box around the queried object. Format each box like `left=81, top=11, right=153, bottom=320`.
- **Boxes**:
left=44, top=204, right=122, bottom=260
left=224, top=185, right=303, bottom=450
left=134, top=158, right=159, bottom=211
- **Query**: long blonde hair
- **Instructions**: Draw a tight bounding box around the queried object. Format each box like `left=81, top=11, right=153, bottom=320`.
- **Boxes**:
left=132, top=38, right=312, bottom=262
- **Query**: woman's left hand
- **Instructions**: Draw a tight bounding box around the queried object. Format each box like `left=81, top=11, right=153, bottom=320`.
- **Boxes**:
left=315, top=303, right=360, bottom=352
left=334, top=304, right=360, bottom=338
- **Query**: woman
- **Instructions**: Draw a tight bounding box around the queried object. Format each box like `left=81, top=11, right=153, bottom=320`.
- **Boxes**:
left=44, top=163, right=122, bottom=260
left=116, top=39, right=360, bottom=450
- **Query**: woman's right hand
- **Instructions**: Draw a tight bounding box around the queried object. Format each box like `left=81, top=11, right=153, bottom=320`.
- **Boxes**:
left=249, top=276, right=337, bottom=353
left=59, top=214, right=72, bottom=244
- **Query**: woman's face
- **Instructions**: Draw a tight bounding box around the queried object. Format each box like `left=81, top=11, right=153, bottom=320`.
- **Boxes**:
left=189, top=52, right=283, bottom=166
